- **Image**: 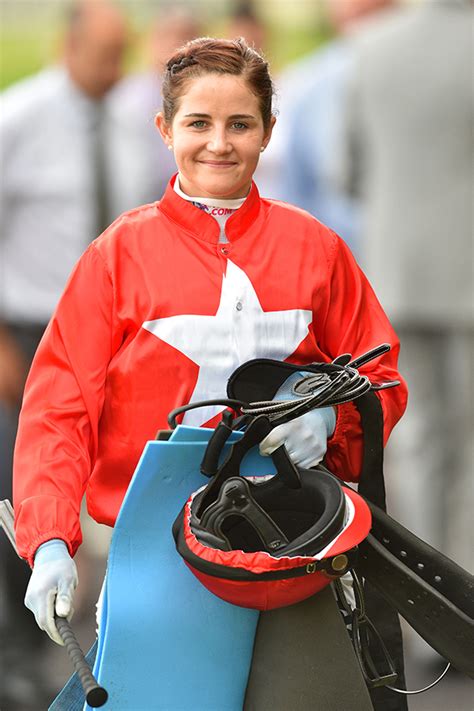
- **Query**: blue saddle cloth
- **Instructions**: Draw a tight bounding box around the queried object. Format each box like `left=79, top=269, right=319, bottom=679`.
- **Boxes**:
left=50, top=427, right=275, bottom=711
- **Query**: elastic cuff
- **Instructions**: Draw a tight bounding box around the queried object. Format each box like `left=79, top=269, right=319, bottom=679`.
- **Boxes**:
left=34, top=538, right=69, bottom=563
left=25, top=530, right=74, bottom=568
left=329, top=402, right=353, bottom=447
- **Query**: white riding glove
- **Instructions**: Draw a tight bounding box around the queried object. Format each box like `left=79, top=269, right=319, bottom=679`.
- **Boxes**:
left=259, top=371, right=336, bottom=469
left=24, top=538, right=78, bottom=645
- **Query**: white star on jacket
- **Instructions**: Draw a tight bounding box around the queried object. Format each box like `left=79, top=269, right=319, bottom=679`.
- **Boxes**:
left=143, top=260, right=312, bottom=425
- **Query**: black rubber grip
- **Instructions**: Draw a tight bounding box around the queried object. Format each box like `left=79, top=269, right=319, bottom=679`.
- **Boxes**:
left=55, top=616, right=108, bottom=707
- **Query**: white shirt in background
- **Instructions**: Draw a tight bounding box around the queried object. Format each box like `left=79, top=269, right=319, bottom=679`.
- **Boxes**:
left=0, top=66, right=157, bottom=325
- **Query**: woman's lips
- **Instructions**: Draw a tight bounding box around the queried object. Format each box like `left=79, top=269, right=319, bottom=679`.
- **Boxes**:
left=198, top=160, right=237, bottom=167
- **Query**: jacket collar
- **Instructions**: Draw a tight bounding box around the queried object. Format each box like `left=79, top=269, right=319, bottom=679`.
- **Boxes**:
left=157, top=174, right=263, bottom=244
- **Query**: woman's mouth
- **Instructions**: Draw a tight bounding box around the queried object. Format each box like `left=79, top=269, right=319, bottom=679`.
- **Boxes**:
left=198, top=160, right=237, bottom=168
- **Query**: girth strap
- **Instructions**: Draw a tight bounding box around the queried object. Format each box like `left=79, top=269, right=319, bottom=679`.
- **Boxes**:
left=358, top=503, right=474, bottom=679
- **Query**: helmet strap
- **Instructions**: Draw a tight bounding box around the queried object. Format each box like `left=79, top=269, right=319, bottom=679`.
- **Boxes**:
left=197, top=415, right=301, bottom=518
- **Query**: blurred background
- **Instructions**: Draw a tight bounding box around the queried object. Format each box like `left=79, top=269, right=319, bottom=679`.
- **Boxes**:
left=1, top=0, right=472, bottom=709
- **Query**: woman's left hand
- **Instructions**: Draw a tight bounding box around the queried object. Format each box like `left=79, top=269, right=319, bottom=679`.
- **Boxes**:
left=259, top=407, right=336, bottom=469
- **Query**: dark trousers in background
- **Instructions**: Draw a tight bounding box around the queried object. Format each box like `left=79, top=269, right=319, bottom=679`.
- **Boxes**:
left=0, top=322, right=51, bottom=711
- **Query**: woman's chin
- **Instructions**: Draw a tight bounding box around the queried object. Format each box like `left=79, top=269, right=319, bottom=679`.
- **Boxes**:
left=198, top=180, right=249, bottom=200
left=178, top=169, right=250, bottom=200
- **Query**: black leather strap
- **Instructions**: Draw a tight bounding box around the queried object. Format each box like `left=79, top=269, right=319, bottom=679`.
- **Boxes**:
left=354, top=391, right=386, bottom=510
left=358, top=509, right=474, bottom=678
left=353, top=392, right=408, bottom=711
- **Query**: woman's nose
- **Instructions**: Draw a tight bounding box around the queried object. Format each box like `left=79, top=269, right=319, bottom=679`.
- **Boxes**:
left=207, top=130, right=231, bottom=154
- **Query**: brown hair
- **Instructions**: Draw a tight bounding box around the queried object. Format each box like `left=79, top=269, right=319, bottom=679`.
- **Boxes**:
left=162, top=37, right=275, bottom=129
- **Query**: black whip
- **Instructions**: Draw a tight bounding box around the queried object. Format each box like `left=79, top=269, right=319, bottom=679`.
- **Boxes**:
left=241, top=344, right=399, bottom=425
left=167, top=344, right=399, bottom=430
left=0, top=500, right=108, bottom=707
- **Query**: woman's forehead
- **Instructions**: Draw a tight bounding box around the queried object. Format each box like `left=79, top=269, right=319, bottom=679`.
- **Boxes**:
left=176, top=73, right=260, bottom=116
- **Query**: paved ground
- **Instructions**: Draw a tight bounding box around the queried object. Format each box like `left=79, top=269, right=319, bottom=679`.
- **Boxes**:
left=406, top=668, right=473, bottom=711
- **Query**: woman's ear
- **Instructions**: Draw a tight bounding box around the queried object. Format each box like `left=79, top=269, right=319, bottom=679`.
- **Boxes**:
left=262, top=115, right=276, bottom=151
left=155, top=112, right=173, bottom=148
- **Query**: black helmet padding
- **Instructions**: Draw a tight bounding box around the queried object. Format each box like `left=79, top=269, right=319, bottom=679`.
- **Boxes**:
left=191, top=465, right=346, bottom=558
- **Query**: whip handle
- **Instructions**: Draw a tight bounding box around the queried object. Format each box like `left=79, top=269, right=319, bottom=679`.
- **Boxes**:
left=55, top=616, right=108, bottom=707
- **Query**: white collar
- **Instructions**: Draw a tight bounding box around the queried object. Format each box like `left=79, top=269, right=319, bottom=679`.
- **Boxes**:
left=174, top=174, right=247, bottom=209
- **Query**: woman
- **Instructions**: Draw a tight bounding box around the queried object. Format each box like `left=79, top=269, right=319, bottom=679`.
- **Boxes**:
left=13, top=38, right=407, bottom=648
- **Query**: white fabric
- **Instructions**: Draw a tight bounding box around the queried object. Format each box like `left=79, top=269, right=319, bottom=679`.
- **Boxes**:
left=173, top=175, right=246, bottom=243
left=336, top=572, right=356, bottom=609
left=142, top=259, right=313, bottom=426
left=95, top=577, right=106, bottom=637
left=0, top=65, right=154, bottom=324
left=107, top=71, right=177, bottom=202
left=0, top=67, right=96, bottom=322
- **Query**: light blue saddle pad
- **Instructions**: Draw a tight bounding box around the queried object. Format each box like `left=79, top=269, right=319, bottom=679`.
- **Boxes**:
left=70, top=426, right=275, bottom=711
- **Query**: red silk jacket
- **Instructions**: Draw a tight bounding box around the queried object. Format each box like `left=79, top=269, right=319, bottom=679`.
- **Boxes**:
left=13, top=177, right=407, bottom=565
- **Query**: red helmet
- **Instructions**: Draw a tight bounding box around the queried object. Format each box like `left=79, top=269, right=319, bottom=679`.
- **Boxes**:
left=173, top=414, right=371, bottom=611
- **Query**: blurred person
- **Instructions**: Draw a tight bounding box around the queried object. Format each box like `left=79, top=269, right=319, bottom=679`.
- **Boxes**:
left=278, top=0, right=397, bottom=257
left=108, top=5, right=202, bottom=201
left=0, top=1, right=128, bottom=708
left=223, top=1, right=283, bottom=199
left=225, top=0, right=267, bottom=53
left=10, top=37, right=408, bottom=708
left=339, top=0, right=473, bottom=657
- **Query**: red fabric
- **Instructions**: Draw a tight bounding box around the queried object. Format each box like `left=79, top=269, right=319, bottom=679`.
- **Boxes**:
left=327, top=488, right=372, bottom=557
left=187, top=564, right=332, bottom=611
left=181, top=488, right=371, bottom=610
left=182, top=486, right=370, bottom=565
left=13, top=176, right=407, bottom=564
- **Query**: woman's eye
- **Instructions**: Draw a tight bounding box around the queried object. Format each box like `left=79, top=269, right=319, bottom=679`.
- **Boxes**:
left=190, top=120, right=207, bottom=128
left=232, top=122, right=248, bottom=130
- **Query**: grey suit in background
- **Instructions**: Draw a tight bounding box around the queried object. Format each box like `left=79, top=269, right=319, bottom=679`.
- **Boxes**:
left=342, top=0, right=472, bottom=326
left=339, top=0, right=473, bottom=640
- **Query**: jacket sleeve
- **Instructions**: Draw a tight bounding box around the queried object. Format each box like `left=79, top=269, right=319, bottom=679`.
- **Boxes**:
left=13, top=244, right=117, bottom=565
left=318, top=232, right=407, bottom=482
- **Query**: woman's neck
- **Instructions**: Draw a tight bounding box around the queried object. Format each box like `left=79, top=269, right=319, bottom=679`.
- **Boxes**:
left=174, top=175, right=247, bottom=243
left=174, top=176, right=248, bottom=208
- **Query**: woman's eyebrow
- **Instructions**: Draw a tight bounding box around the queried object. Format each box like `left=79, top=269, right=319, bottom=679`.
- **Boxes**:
left=183, top=113, right=256, bottom=119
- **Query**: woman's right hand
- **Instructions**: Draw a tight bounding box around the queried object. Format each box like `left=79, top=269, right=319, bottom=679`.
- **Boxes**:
left=24, top=539, right=78, bottom=645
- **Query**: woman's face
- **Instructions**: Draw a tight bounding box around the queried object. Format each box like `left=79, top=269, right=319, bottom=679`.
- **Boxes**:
left=156, top=73, right=275, bottom=199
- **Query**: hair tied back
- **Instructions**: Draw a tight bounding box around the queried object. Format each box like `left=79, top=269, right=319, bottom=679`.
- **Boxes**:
left=167, top=55, right=199, bottom=75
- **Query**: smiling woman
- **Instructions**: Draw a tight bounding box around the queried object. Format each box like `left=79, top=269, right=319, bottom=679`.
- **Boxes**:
left=13, top=38, right=407, bottom=709
left=156, top=72, right=274, bottom=199
left=155, top=38, right=275, bottom=199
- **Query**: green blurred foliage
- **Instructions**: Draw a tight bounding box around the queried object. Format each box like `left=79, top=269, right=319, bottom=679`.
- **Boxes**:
left=1, top=29, right=55, bottom=90
left=0, top=2, right=332, bottom=91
